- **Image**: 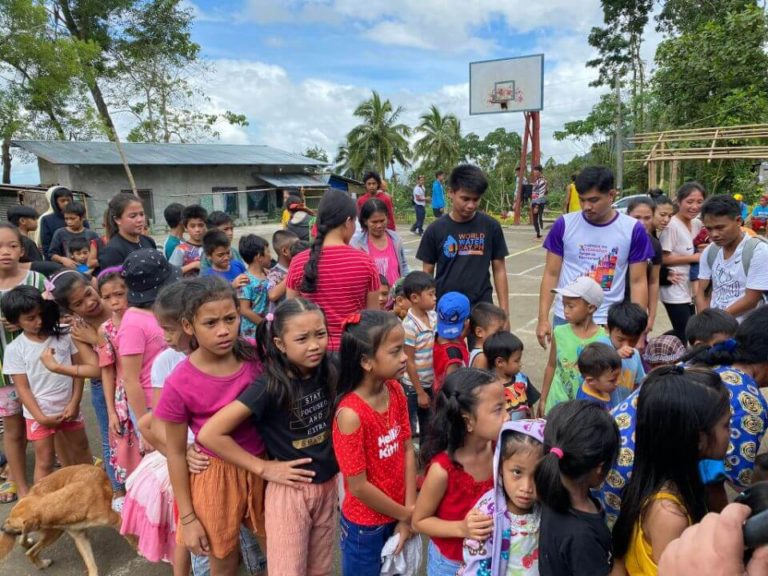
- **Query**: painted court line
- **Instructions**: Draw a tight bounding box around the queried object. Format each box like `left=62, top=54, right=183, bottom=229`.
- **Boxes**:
left=509, top=264, right=544, bottom=276
left=506, top=244, right=542, bottom=259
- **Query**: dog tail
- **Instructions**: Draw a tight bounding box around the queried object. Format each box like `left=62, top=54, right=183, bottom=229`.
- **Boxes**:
left=0, top=532, right=15, bottom=561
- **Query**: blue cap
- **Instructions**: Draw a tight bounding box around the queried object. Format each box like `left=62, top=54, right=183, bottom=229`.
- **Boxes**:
left=436, top=292, right=470, bottom=339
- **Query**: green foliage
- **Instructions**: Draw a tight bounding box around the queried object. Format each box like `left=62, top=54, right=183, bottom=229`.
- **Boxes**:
left=413, top=105, right=460, bottom=177
left=303, top=146, right=329, bottom=163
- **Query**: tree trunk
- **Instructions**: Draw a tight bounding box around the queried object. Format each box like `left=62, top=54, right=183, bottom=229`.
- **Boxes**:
left=2, top=136, right=11, bottom=184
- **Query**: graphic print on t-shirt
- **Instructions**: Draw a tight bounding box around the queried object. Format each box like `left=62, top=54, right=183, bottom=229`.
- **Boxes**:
left=442, top=233, right=486, bottom=259
left=291, top=388, right=331, bottom=449
left=713, top=262, right=744, bottom=303
left=378, top=425, right=402, bottom=459
left=578, top=244, right=619, bottom=290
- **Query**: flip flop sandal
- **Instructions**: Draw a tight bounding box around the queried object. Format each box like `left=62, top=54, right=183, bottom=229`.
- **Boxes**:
left=0, top=480, right=18, bottom=503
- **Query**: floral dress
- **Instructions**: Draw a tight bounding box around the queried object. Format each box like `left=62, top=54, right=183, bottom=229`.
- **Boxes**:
left=97, top=319, right=143, bottom=484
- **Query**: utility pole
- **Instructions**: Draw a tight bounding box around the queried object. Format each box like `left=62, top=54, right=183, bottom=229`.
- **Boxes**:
left=615, top=74, right=623, bottom=191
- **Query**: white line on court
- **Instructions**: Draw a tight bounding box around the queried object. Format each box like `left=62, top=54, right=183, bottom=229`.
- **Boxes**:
left=509, top=264, right=544, bottom=276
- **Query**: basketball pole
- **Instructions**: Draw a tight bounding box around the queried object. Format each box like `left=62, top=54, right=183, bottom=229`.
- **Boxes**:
left=513, top=111, right=541, bottom=224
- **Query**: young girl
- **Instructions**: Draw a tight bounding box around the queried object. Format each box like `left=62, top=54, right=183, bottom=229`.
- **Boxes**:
left=99, top=192, right=157, bottom=269
left=627, top=198, right=662, bottom=335
left=154, top=276, right=266, bottom=576
left=1, top=286, right=93, bottom=482
left=461, top=419, right=545, bottom=576
left=333, top=310, right=416, bottom=576
left=237, top=234, right=271, bottom=338
left=612, top=367, right=730, bottom=576
left=535, top=400, right=619, bottom=576
left=412, top=368, right=509, bottom=576
left=286, top=188, right=381, bottom=351
left=199, top=298, right=338, bottom=575
left=0, top=223, right=46, bottom=502
left=117, top=249, right=176, bottom=425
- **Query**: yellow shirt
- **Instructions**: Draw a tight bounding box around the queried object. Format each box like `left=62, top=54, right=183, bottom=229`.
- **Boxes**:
left=625, top=491, right=690, bottom=576
left=566, top=183, right=581, bottom=213
left=281, top=209, right=290, bottom=227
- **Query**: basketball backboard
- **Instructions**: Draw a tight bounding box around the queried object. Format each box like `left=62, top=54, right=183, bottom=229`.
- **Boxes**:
left=469, top=54, right=544, bottom=115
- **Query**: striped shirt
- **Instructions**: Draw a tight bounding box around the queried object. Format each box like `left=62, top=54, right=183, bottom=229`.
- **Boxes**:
left=286, top=245, right=380, bottom=351
left=1, top=270, right=46, bottom=388
left=401, top=309, right=436, bottom=388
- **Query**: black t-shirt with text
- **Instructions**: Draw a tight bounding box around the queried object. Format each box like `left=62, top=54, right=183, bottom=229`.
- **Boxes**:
left=238, top=372, right=338, bottom=484
left=539, top=499, right=613, bottom=576
left=416, top=212, right=508, bottom=305
left=624, top=233, right=662, bottom=299
left=98, top=234, right=157, bottom=269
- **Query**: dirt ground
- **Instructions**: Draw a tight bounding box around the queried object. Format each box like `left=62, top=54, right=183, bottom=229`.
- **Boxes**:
left=0, top=220, right=672, bottom=575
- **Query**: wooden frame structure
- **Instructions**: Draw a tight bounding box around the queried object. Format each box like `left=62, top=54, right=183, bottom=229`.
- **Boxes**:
left=625, top=124, right=768, bottom=190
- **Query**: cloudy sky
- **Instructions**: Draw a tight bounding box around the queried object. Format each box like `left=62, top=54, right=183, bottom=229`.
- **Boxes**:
left=11, top=0, right=662, bottom=183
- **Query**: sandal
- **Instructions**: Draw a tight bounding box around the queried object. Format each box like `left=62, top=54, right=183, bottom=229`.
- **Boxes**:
left=0, top=480, right=17, bottom=503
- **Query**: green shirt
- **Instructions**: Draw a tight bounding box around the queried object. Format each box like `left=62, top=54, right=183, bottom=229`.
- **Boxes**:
left=163, top=235, right=182, bottom=260
left=545, top=324, right=607, bottom=414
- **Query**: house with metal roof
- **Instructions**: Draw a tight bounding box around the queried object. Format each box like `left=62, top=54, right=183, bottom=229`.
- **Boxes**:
left=12, top=140, right=334, bottom=226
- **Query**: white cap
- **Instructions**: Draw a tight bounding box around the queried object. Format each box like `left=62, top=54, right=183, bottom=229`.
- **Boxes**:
left=552, top=276, right=604, bottom=308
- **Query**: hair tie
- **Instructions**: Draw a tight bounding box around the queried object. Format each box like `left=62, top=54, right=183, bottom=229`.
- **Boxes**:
left=341, top=313, right=361, bottom=332
left=713, top=338, right=738, bottom=353
left=550, top=447, right=564, bottom=460
left=265, top=312, right=274, bottom=323
left=97, top=266, right=123, bottom=280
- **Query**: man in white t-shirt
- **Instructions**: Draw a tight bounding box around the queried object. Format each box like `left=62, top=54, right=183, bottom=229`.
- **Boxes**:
left=536, top=166, right=654, bottom=348
left=411, top=175, right=427, bottom=236
left=696, top=194, right=768, bottom=322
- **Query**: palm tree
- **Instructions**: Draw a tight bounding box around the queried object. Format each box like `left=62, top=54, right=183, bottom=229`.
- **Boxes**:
left=413, top=105, right=461, bottom=171
left=345, top=91, right=411, bottom=179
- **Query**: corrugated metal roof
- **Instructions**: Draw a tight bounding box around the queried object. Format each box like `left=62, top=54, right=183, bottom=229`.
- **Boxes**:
left=11, top=140, right=327, bottom=167
left=258, top=174, right=328, bottom=188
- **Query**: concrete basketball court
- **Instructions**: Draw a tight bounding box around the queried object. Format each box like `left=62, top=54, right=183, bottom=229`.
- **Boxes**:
left=0, top=221, right=672, bottom=575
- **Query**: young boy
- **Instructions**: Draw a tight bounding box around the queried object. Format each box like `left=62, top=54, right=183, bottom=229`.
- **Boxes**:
left=377, top=274, right=390, bottom=311
left=200, top=210, right=246, bottom=275
left=484, top=330, right=539, bottom=415
left=201, top=229, right=246, bottom=284
left=602, top=301, right=648, bottom=403
left=401, top=271, right=437, bottom=439
left=48, top=202, right=99, bottom=270
left=67, top=236, right=93, bottom=275
left=162, top=202, right=185, bottom=260
left=434, top=291, right=471, bottom=393
left=540, top=276, right=606, bottom=415
left=685, top=308, right=739, bottom=348
left=391, top=278, right=410, bottom=320
left=169, top=204, right=207, bottom=276
left=468, top=302, right=507, bottom=369
left=237, top=234, right=271, bottom=338
left=8, top=205, right=42, bottom=263
left=576, top=341, right=622, bottom=411
left=266, top=229, right=299, bottom=314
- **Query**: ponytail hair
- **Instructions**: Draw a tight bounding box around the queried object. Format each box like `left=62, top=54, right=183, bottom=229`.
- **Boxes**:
left=689, top=307, right=768, bottom=368
left=534, top=400, right=619, bottom=514
left=300, top=189, right=356, bottom=293
left=337, top=310, right=401, bottom=399
left=255, top=298, right=336, bottom=410
left=420, top=368, right=498, bottom=466
left=180, top=276, right=257, bottom=362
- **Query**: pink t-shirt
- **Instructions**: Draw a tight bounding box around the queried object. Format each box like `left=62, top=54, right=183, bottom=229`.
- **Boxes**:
left=116, top=308, right=168, bottom=409
left=368, top=236, right=400, bottom=287
left=154, top=357, right=265, bottom=458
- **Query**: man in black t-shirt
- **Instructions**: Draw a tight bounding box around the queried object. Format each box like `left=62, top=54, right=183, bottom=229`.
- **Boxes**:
left=416, top=165, right=509, bottom=315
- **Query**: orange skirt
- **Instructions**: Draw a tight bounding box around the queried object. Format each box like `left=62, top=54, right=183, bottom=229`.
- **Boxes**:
left=177, top=455, right=266, bottom=559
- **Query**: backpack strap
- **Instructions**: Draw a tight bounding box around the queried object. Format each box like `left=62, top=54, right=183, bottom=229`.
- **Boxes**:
left=706, top=243, right=720, bottom=270
left=741, top=236, right=768, bottom=276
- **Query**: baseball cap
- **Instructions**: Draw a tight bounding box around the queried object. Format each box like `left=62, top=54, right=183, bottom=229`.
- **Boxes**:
left=552, top=276, right=604, bottom=308
left=436, top=291, right=470, bottom=339
left=122, top=249, right=182, bottom=306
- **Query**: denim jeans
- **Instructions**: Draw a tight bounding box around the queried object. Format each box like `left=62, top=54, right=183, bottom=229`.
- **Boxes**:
left=90, top=380, right=122, bottom=491
left=427, top=540, right=462, bottom=576
left=412, top=204, right=426, bottom=234
left=402, top=383, right=432, bottom=439
left=191, top=525, right=266, bottom=575
left=339, top=514, right=396, bottom=576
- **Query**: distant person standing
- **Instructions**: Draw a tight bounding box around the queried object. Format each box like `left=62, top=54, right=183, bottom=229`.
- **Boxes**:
left=563, top=172, right=581, bottom=213
left=531, top=164, right=548, bottom=238
left=356, top=171, right=396, bottom=231
left=431, top=171, right=446, bottom=217
left=411, top=175, right=427, bottom=236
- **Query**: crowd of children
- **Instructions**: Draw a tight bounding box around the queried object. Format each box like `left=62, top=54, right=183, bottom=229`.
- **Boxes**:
left=1, top=165, right=768, bottom=576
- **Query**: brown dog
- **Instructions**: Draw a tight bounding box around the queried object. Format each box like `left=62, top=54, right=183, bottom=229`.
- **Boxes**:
left=0, top=464, right=121, bottom=576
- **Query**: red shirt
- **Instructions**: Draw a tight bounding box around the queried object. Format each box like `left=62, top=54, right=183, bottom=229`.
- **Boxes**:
left=333, top=380, right=411, bottom=525
left=428, top=452, right=493, bottom=562
left=433, top=339, right=469, bottom=393
left=357, top=192, right=397, bottom=230
left=286, top=245, right=380, bottom=351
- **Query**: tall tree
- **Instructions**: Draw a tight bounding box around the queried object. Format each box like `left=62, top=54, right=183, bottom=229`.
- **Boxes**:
left=413, top=105, right=461, bottom=174
left=345, top=91, right=411, bottom=179
left=303, top=145, right=329, bottom=163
